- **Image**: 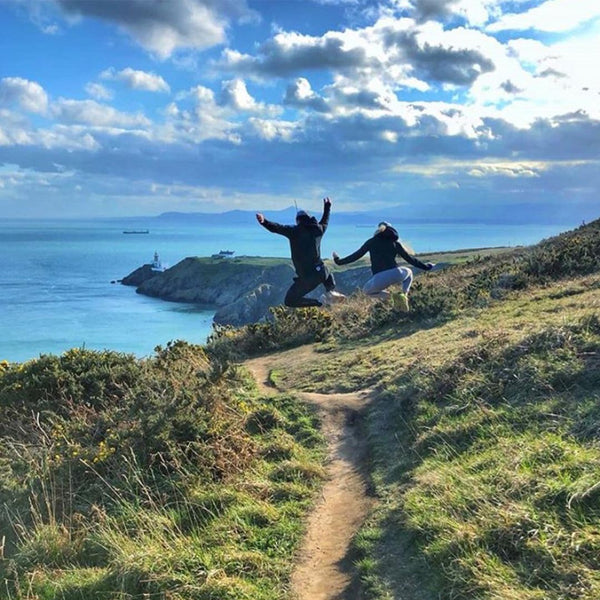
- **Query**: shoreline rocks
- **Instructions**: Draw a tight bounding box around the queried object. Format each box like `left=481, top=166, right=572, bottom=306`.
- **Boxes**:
left=122, top=256, right=372, bottom=326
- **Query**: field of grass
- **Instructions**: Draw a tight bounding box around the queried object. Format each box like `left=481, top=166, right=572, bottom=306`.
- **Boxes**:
left=208, top=218, right=600, bottom=598
left=0, top=343, right=325, bottom=600
left=273, top=273, right=600, bottom=599
left=2, top=219, right=599, bottom=599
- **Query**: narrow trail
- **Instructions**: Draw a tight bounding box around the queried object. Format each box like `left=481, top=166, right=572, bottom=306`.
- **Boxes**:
left=244, top=354, right=375, bottom=600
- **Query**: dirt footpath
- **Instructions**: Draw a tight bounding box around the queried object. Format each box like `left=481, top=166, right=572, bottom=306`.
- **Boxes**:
left=244, top=353, right=374, bottom=600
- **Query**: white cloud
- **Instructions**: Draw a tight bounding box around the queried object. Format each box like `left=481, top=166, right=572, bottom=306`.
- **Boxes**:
left=219, top=78, right=256, bottom=110
left=471, top=32, right=600, bottom=125
left=488, top=0, right=600, bottom=33
left=162, top=85, right=239, bottom=143
left=411, top=0, right=499, bottom=26
left=247, top=117, right=297, bottom=141
left=284, top=78, right=330, bottom=112
left=218, top=29, right=373, bottom=78
left=219, top=16, right=500, bottom=88
left=85, top=82, right=113, bottom=100
left=218, top=78, right=279, bottom=115
left=0, top=77, right=48, bottom=114
left=53, top=0, right=258, bottom=59
left=52, top=98, right=150, bottom=128
left=101, top=67, right=170, bottom=93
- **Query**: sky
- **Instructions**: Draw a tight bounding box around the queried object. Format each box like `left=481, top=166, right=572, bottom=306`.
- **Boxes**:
left=0, top=0, right=599, bottom=222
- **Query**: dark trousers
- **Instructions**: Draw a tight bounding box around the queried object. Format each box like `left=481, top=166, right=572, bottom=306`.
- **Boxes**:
left=284, top=264, right=336, bottom=307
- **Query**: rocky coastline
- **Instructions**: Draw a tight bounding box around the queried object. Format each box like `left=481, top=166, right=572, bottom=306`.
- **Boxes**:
left=121, top=256, right=372, bottom=326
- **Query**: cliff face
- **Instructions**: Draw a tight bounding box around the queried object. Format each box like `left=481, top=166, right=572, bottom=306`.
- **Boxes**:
left=121, top=264, right=157, bottom=287
left=122, top=256, right=373, bottom=326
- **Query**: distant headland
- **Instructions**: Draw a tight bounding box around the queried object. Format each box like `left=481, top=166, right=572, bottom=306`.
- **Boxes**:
left=121, top=248, right=509, bottom=326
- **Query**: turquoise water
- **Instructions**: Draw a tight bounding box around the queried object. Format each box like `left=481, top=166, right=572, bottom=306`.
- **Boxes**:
left=0, top=218, right=575, bottom=363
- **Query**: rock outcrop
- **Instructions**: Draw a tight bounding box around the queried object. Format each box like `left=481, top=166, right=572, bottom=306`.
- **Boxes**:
left=122, top=256, right=374, bottom=326
left=120, top=264, right=158, bottom=287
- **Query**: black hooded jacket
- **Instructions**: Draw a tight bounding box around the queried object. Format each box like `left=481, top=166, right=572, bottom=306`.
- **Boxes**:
left=260, top=205, right=330, bottom=278
left=334, top=225, right=431, bottom=274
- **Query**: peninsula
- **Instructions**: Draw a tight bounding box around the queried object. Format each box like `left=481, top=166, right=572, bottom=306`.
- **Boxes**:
left=121, top=248, right=508, bottom=325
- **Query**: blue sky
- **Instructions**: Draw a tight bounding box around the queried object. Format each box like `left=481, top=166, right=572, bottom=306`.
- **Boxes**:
left=0, top=0, right=599, bottom=222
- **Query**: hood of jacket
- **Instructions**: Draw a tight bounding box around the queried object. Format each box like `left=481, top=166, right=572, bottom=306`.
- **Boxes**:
left=296, top=213, right=320, bottom=230
left=375, top=224, right=399, bottom=241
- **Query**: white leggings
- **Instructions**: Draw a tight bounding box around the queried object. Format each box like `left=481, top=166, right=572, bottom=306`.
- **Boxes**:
left=363, top=266, right=413, bottom=299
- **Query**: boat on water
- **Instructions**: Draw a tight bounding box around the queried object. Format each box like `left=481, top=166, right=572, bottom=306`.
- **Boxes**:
left=123, top=229, right=149, bottom=234
left=151, top=251, right=166, bottom=272
left=211, top=250, right=235, bottom=259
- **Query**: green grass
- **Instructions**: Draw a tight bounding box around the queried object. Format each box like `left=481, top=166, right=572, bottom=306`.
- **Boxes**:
left=3, top=218, right=600, bottom=600
left=0, top=343, right=325, bottom=600
left=282, top=278, right=600, bottom=599
left=239, top=217, right=600, bottom=598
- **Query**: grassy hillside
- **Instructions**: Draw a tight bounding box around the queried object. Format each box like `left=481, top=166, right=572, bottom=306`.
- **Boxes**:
left=0, top=343, right=325, bottom=599
left=2, top=219, right=599, bottom=599
left=209, top=218, right=600, bottom=598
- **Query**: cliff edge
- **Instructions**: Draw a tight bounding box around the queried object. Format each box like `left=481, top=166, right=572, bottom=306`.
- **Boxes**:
left=122, top=256, right=372, bottom=326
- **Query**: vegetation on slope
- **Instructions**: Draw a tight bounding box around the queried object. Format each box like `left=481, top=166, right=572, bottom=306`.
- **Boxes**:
left=0, top=342, right=325, bottom=599
left=263, top=221, right=600, bottom=599
left=2, top=218, right=599, bottom=600
left=207, top=218, right=600, bottom=358
left=209, top=218, right=600, bottom=599
left=353, top=309, right=600, bottom=599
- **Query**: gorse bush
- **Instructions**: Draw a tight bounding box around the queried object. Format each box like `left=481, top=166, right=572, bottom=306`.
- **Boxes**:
left=0, top=343, right=253, bottom=489
left=207, top=305, right=333, bottom=360
left=0, top=342, right=326, bottom=599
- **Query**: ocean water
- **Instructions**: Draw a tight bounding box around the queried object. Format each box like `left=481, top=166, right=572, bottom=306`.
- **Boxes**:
left=0, top=217, right=575, bottom=364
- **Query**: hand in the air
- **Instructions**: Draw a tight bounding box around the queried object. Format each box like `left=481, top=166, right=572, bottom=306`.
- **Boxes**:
left=323, top=197, right=331, bottom=208
left=256, top=213, right=265, bottom=224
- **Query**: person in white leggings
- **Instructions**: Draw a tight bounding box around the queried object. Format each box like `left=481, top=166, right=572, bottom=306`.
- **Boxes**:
left=333, top=222, right=434, bottom=305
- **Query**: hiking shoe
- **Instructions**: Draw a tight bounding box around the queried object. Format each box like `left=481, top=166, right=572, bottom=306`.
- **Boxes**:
left=320, top=290, right=346, bottom=306
left=327, top=290, right=346, bottom=303
left=393, top=292, right=410, bottom=312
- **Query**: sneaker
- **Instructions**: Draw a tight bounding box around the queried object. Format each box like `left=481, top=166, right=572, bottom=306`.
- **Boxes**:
left=326, top=290, right=346, bottom=304
left=393, top=292, right=410, bottom=312
left=319, top=290, right=346, bottom=306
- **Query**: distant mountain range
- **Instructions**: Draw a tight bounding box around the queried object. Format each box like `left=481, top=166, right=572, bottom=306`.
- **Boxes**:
left=145, top=205, right=584, bottom=227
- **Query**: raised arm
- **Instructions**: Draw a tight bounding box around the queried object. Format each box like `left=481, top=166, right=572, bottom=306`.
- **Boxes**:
left=395, top=241, right=434, bottom=271
left=256, top=213, right=294, bottom=238
left=319, top=197, right=331, bottom=231
left=333, top=241, right=370, bottom=266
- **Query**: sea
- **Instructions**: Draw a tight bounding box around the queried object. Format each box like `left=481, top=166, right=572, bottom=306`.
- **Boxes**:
left=0, top=217, right=578, bottom=364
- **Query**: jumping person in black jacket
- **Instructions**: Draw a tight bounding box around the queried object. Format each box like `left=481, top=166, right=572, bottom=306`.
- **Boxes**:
left=256, top=197, right=345, bottom=307
left=333, top=221, right=434, bottom=310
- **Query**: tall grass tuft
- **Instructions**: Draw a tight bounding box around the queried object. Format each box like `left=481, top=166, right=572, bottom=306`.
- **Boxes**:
left=0, top=342, right=325, bottom=599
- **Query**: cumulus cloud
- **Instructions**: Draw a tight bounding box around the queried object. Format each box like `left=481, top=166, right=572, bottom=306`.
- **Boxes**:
left=247, top=117, right=298, bottom=141
left=101, top=67, right=170, bottom=93
left=284, top=78, right=330, bottom=112
left=408, top=0, right=506, bottom=26
left=412, top=0, right=461, bottom=22
left=85, top=82, right=113, bottom=100
left=51, top=98, right=150, bottom=128
left=218, top=79, right=280, bottom=116
left=163, top=85, right=240, bottom=143
left=382, top=21, right=497, bottom=85
left=53, top=0, right=257, bottom=58
left=218, top=30, right=372, bottom=77
left=220, top=17, right=499, bottom=89
left=0, top=77, right=48, bottom=114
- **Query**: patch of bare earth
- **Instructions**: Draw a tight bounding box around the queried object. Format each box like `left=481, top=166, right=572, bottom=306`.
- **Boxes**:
left=245, top=351, right=375, bottom=600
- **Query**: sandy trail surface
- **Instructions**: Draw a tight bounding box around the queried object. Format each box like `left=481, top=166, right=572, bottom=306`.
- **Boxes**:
left=244, top=351, right=374, bottom=600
